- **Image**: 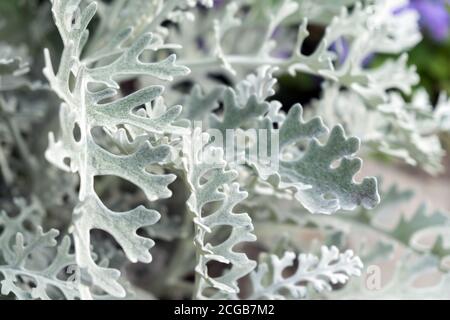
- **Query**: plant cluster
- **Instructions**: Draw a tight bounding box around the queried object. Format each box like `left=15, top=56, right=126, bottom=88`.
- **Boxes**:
left=0, top=0, right=449, bottom=300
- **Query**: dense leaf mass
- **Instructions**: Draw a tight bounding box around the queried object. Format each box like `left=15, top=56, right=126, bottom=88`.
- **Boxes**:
left=0, top=0, right=449, bottom=300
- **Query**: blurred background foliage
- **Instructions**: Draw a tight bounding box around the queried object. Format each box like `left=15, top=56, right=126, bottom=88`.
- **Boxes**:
left=409, top=36, right=450, bottom=97
left=276, top=0, right=450, bottom=106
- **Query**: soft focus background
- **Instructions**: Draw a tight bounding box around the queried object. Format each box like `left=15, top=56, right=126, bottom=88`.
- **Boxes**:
left=359, top=0, right=450, bottom=215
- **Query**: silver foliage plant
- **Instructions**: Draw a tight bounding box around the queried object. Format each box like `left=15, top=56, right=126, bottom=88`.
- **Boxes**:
left=0, top=0, right=449, bottom=300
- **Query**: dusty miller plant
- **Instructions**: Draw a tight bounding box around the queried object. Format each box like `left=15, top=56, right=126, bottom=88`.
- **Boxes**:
left=0, top=0, right=449, bottom=300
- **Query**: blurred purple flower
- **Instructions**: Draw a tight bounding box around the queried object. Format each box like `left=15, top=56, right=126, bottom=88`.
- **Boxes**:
left=271, top=27, right=295, bottom=59
left=329, top=1, right=450, bottom=66
left=330, top=38, right=350, bottom=65
left=213, top=0, right=226, bottom=7
left=329, top=38, right=375, bottom=67
left=408, top=0, right=450, bottom=42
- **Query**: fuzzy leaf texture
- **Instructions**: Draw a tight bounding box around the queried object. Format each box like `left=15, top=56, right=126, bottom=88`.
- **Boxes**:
left=312, top=84, right=450, bottom=174
left=190, top=67, right=379, bottom=214
left=247, top=246, right=363, bottom=299
left=184, top=129, right=256, bottom=299
left=44, top=0, right=189, bottom=298
left=1, top=0, right=449, bottom=302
